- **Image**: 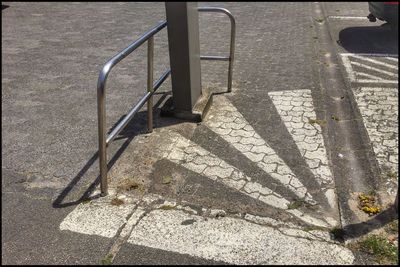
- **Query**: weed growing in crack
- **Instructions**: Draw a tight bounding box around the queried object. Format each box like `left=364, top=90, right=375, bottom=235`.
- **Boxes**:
left=110, top=198, right=124, bottom=206
left=353, top=235, right=398, bottom=264
left=101, top=254, right=113, bottom=265
left=159, top=204, right=176, bottom=210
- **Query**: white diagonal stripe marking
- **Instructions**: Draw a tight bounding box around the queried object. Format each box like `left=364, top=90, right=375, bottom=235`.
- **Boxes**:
left=350, top=61, right=398, bottom=77
left=349, top=54, right=398, bottom=70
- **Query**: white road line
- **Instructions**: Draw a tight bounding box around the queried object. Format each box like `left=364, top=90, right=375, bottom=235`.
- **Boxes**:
left=341, top=53, right=399, bottom=58
left=60, top=197, right=138, bottom=238
left=357, top=72, right=386, bottom=80
left=59, top=193, right=349, bottom=264
left=127, top=209, right=354, bottom=265
left=350, top=61, right=398, bottom=77
left=349, top=54, right=398, bottom=70
left=268, top=90, right=337, bottom=209
left=328, top=16, right=367, bottom=20
left=385, top=57, right=399, bottom=62
left=163, top=132, right=334, bottom=228
left=340, top=54, right=356, bottom=81
left=354, top=79, right=398, bottom=84
left=204, top=96, right=315, bottom=204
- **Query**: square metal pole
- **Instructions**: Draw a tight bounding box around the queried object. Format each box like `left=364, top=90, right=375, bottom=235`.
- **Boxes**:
left=165, top=2, right=202, bottom=113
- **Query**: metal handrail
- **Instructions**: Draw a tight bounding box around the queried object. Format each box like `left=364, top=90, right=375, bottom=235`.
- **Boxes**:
left=97, top=20, right=169, bottom=196
left=198, top=7, right=236, bottom=92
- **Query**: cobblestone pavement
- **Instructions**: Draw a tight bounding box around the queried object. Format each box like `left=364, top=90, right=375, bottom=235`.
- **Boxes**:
left=205, top=97, right=315, bottom=204
left=268, top=90, right=334, bottom=188
left=2, top=1, right=397, bottom=265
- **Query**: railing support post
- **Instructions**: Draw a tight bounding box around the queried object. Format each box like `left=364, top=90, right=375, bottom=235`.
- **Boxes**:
left=147, top=36, right=154, bottom=133
left=97, top=80, right=108, bottom=196
left=227, top=14, right=235, bottom=93
left=198, top=7, right=236, bottom=93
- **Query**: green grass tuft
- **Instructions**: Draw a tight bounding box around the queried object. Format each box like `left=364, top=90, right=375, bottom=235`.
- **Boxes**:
left=357, top=235, right=398, bottom=264
left=159, top=205, right=175, bottom=210
left=101, top=254, right=113, bottom=265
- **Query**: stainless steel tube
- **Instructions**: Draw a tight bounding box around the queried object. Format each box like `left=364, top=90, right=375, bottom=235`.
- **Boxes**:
left=97, top=80, right=108, bottom=196
left=200, top=55, right=230, bottom=61
left=97, top=21, right=167, bottom=196
left=227, top=13, right=236, bottom=93
left=198, top=7, right=236, bottom=92
left=153, top=69, right=171, bottom=91
left=147, top=37, right=154, bottom=133
left=105, top=69, right=171, bottom=145
left=106, top=91, right=152, bottom=145
left=97, top=21, right=166, bottom=92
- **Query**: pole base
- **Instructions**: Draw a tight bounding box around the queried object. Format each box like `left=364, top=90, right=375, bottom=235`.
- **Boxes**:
left=160, top=87, right=213, bottom=122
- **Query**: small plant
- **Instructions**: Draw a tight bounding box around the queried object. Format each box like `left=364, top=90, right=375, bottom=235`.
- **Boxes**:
left=315, top=18, right=324, bottom=23
left=303, top=225, right=327, bottom=232
left=162, top=176, right=173, bottom=184
left=385, top=220, right=398, bottom=235
left=101, top=254, right=113, bottom=265
left=356, top=235, right=398, bottom=264
left=309, top=118, right=327, bottom=126
left=110, top=198, right=124, bottom=206
left=82, top=198, right=91, bottom=205
left=287, top=199, right=315, bottom=210
left=331, top=115, right=340, bottom=121
left=117, top=178, right=139, bottom=192
left=387, top=170, right=397, bottom=179
left=287, top=200, right=304, bottom=209
left=159, top=204, right=175, bottom=210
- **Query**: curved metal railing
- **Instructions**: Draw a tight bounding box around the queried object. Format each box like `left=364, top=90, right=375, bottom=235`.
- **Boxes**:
left=97, top=20, right=169, bottom=196
left=97, top=8, right=236, bottom=197
left=198, top=7, right=236, bottom=92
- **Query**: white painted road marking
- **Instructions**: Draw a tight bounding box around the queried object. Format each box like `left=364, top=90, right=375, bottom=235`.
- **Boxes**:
left=340, top=53, right=399, bottom=84
left=357, top=71, right=388, bottom=81
left=350, top=61, right=397, bottom=78
left=328, top=16, right=368, bottom=20
left=60, top=194, right=354, bottom=265
left=348, top=54, right=398, bottom=70
left=128, top=208, right=354, bottom=265
left=60, top=198, right=137, bottom=238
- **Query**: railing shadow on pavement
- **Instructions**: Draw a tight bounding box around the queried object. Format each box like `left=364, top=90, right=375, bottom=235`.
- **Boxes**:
left=338, top=25, right=398, bottom=55
left=52, top=91, right=184, bottom=209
